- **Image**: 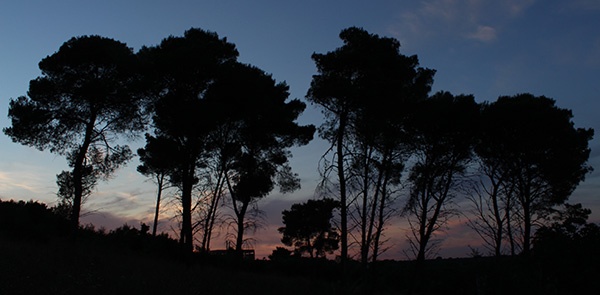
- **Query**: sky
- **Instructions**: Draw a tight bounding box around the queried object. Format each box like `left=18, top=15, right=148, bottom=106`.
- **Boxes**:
left=1, top=0, right=599, bottom=260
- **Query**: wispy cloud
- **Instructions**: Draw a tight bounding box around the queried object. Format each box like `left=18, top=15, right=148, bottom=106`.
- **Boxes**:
left=467, top=25, right=497, bottom=42
left=506, top=0, right=536, bottom=16
left=0, top=168, right=56, bottom=201
left=389, top=0, right=535, bottom=46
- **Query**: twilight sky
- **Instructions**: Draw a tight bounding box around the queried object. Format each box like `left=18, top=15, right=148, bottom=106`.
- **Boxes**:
left=1, top=0, right=599, bottom=259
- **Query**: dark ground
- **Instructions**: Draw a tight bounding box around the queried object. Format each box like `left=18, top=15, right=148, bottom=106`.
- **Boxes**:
left=1, top=200, right=598, bottom=295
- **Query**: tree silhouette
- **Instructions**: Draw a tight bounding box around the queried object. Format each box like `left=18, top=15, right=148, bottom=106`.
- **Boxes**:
left=465, top=155, right=514, bottom=256
left=477, top=93, right=593, bottom=255
left=3, top=35, right=145, bottom=233
left=137, top=28, right=239, bottom=253
left=403, top=91, right=479, bottom=262
left=203, top=62, right=315, bottom=254
left=54, top=167, right=98, bottom=220
left=279, top=198, right=340, bottom=258
left=533, top=203, right=600, bottom=293
left=307, top=27, right=434, bottom=267
left=137, top=134, right=176, bottom=237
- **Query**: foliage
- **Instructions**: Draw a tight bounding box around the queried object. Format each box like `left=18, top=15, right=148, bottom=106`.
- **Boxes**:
left=279, top=198, right=340, bottom=258
left=54, top=168, right=98, bottom=220
left=139, top=28, right=314, bottom=255
left=306, top=26, right=435, bottom=265
left=269, top=246, right=295, bottom=261
left=3, top=35, right=146, bottom=231
left=533, top=203, right=600, bottom=255
left=403, top=91, right=480, bottom=261
left=0, top=199, right=70, bottom=239
left=2, top=27, right=597, bottom=285
left=476, top=93, right=594, bottom=254
left=204, top=62, right=315, bottom=252
left=138, top=28, right=239, bottom=253
left=532, top=203, right=600, bottom=293
left=137, top=134, right=176, bottom=236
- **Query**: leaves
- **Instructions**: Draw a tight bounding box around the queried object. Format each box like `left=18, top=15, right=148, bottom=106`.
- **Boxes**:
left=279, top=199, right=340, bottom=258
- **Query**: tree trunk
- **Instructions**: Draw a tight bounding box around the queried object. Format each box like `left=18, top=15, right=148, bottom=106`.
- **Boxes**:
left=360, top=145, right=371, bottom=267
left=490, top=179, right=503, bottom=257
left=70, top=116, right=96, bottom=236
left=505, top=199, right=516, bottom=256
left=416, top=189, right=430, bottom=262
left=180, top=165, right=195, bottom=254
left=522, top=198, right=531, bottom=256
left=337, top=110, right=348, bottom=266
left=152, top=174, right=165, bottom=237
left=202, top=170, right=225, bottom=251
left=371, top=158, right=390, bottom=263
left=235, top=200, right=249, bottom=255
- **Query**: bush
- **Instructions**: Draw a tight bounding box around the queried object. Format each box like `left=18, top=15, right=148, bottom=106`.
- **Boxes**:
left=0, top=199, right=70, bottom=240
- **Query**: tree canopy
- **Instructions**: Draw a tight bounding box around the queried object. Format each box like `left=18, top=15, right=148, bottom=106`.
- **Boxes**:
left=404, top=91, right=480, bottom=261
left=476, top=93, right=594, bottom=254
left=4, top=35, right=146, bottom=232
left=306, top=26, right=435, bottom=266
left=279, top=198, right=340, bottom=258
left=138, top=28, right=314, bottom=254
left=137, top=28, right=240, bottom=253
left=203, top=62, right=315, bottom=253
left=2, top=27, right=595, bottom=270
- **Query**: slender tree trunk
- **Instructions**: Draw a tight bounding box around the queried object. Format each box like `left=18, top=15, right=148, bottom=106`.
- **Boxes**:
left=71, top=116, right=96, bottom=235
left=152, top=174, right=165, bottom=237
left=505, top=198, right=516, bottom=256
left=360, top=145, right=372, bottom=267
left=522, top=197, right=531, bottom=256
left=417, top=170, right=453, bottom=262
left=517, top=175, right=532, bottom=256
left=201, top=170, right=225, bottom=251
left=416, top=189, right=430, bottom=262
left=180, top=165, right=195, bottom=254
left=366, top=156, right=385, bottom=264
left=337, top=110, right=348, bottom=266
left=234, top=200, right=249, bottom=253
left=490, top=179, right=503, bottom=257
left=372, top=158, right=390, bottom=263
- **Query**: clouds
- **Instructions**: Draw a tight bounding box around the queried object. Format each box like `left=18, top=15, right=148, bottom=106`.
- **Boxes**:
left=390, top=0, right=536, bottom=46
left=0, top=163, right=57, bottom=201
left=467, top=25, right=497, bottom=42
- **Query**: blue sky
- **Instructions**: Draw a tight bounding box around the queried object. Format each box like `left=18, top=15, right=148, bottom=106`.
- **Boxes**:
left=1, top=0, right=599, bottom=259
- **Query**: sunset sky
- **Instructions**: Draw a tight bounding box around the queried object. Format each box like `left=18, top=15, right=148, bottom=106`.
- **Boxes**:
left=1, top=0, right=599, bottom=259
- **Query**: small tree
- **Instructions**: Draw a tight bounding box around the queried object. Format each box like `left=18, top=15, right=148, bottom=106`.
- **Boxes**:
left=54, top=167, right=98, bottom=220
left=279, top=198, right=340, bottom=258
left=137, top=134, right=176, bottom=237
left=269, top=247, right=294, bottom=261
left=4, top=35, right=145, bottom=233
